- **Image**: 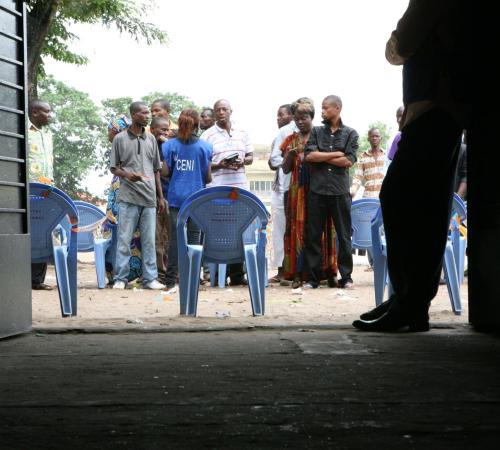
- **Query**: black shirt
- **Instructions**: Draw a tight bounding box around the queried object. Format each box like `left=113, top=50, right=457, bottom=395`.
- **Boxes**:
left=305, top=120, right=358, bottom=196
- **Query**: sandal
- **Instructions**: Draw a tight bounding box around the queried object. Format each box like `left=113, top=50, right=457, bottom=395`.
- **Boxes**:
left=291, top=280, right=302, bottom=289
left=268, top=274, right=281, bottom=283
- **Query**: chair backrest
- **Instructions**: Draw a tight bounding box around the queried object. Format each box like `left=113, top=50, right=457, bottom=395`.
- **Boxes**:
left=178, top=186, right=269, bottom=265
left=351, top=198, right=381, bottom=249
left=451, top=193, right=467, bottom=222
left=74, top=201, right=107, bottom=252
left=29, top=183, right=79, bottom=262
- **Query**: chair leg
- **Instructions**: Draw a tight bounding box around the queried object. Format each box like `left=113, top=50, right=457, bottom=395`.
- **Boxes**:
left=186, top=245, right=203, bottom=316
left=443, top=242, right=462, bottom=315
left=53, top=247, right=72, bottom=316
left=208, top=263, right=217, bottom=287
left=94, top=239, right=110, bottom=289
left=68, top=233, right=78, bottom=316
left=218, top=264, right=227, bottom=288
left=244, top=244, right=263, bottom=316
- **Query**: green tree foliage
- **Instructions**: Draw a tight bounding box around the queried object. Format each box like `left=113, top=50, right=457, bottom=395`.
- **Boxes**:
left=358, top=120, right=392, bottom=154
left=25, top=0, right=167, bottom=100
left=39, top=76, right=105, bottom=197
left=140, top=92, right=198, bottom=120
left=101, top=97, right=134, bottom=122
left=101, top=92, right=199, bottom=123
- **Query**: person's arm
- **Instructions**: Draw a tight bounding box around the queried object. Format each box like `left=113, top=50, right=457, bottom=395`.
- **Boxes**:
left=281, top=148, right=297, bottom=174
left=109, top=139, right=143, bottom=182
left=205, top=164, right=212, bottom=184
left=305, top=149, right=351, bottom=166
left=270, top=127, right=290, bottom=169
left=328, top=130, right=358, bottom=168
left=151, top=139, right=165, bottom=213
left=386, top=0, right=449, bottom=64
left=154, top=170, right=165, bottom=214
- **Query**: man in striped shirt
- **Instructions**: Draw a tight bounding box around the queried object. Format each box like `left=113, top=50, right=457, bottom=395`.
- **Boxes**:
left=200, top=99, right=253, bottom=188
left=200, top=99, right=253, bottom=285
left=350, top=127, right=387, bottom=199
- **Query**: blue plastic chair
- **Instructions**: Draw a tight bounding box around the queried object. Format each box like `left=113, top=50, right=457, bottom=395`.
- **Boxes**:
left=30, top=183, right=79, bottom=316
left=74, top=201, right=113, bottom=289
left=370, top=207, right=392, bottom=307
left=370, top=194, right=464, bottom=315
left=351, top=198, right=381, bottom=251
left=450, top=194, right=467, bottom=284
left=176, top=186, right=269, bottom=316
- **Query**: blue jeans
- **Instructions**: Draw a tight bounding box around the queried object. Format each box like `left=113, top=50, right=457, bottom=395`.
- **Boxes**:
left=115, top=201, right=157, bottom=284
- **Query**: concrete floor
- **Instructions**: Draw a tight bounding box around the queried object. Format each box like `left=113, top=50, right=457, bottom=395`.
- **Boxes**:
left=1, top=326, right=500, bottom=449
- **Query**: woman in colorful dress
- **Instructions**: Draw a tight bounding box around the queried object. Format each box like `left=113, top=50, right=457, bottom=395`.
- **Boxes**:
left=281, top=101, right=338, bottom=289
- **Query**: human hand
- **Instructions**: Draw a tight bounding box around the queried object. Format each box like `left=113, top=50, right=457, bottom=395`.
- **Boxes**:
left=157, top=197, right=166, bottom=214
left=127, top=172, right=144, bottom=182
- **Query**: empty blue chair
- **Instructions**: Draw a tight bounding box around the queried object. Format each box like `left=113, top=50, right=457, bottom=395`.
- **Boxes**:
left=450, top=194, right=467, bottom=284
left=371, top=196, right=463, bottom=315
left=176, top=186, right=269, bottom=316
left=351, top=198, right=381, bottom=251
left=370, top=207, right=392, bottom=307
left=30, top=183, right=79, bottom=316
left=74, top=201, right=113, bottom=289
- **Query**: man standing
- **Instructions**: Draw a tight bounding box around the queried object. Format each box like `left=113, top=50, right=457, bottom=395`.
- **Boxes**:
left=350, top=127, right=386, bottom=199
left=110, top=101, right=165, bottom=290
left=304, top=95, right=358, bottom=289
left=150, top=100, right=175, bottom=285
left=201, top=99, right=254, bottom=285
left=151, top=98, right=178, bottom=138
left=353, top=0, right=469, bottom=331
left=150, top=116, right=172, bottom=285
left=29, top=100, right=54, bottom=290
left=198, top=107, right=215, bottom=136
left=268, top=104, right=293, bottom=283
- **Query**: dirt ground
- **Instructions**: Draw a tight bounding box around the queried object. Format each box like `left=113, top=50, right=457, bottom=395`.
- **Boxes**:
left=32, top=252, right=469, bottom=330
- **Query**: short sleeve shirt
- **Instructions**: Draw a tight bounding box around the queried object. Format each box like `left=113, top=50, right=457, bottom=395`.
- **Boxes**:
left=200, top=124, right=253, bottom=188
left=109, top=128, right=161, bottom=207
left=163, top=137, right=213, bottom=209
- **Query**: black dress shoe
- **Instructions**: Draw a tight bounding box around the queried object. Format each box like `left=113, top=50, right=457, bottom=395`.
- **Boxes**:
left=327, top=276, right=339, bottom=288
left=32, top=283, right=53, bottom=291
left=353, top=301, right=429, bottom=332
left=359, top=297, right=394, bottom=320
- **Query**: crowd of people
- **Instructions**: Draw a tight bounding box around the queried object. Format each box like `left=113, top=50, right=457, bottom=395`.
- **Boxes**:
left=29, top=0, right=476, bottom=332
left=28, top=92, right=468, bottom=301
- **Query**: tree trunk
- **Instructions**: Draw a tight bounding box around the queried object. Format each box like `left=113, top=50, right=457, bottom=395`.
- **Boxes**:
left=26, top=0, right=61, bottom=102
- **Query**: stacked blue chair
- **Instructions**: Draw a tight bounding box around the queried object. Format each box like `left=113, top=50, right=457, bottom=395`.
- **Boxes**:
left=370, top=207, right=392, bottom=307
left=370, top=194, right=465, bottom=315
left=30, top=183, right=79, bottom=316
left=176, top=186, right=269, bottom=316
left=351, top=198, right=381, bottom=251
left=450, top=194, right=467, bottom=284
left=74, top=201, right=113, bottom=289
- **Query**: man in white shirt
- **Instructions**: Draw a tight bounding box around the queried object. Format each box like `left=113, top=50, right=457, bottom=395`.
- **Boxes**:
left=200, top=99, right=253, bottom=285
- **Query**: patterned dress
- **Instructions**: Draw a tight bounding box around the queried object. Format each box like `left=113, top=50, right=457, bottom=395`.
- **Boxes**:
left=281, top=132, right=338, bottom=283
left=103, top=176, right=142, bottom=282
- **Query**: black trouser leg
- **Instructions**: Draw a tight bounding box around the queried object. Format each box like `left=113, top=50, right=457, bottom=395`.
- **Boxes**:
left=380, top=107, right=462, bottom=308
left=31, top=262, right=47, bottom=286
left=305, top=192, right=328, bottom=286
left=328, top=193, right=353, bottom=282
